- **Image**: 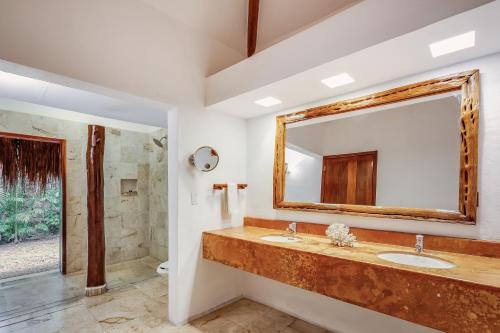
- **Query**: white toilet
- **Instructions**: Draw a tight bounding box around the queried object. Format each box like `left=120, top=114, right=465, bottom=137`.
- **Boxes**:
left=156, top=261, right=169, bottom=274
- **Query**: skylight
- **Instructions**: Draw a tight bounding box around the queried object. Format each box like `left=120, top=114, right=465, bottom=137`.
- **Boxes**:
left=254, top=96, right=282, bottom=107
left=321, top=73, right=355, bottom=89
left=429, top=31, right=475, bottom=57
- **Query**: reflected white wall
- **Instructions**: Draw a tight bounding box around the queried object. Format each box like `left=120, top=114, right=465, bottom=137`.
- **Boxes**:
left=286, top=97, right=461, bottom=210
left=284, top=146, right=322, bottom=203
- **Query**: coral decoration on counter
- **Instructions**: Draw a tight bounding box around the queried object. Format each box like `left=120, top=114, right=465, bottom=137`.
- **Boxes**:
left=325, top=223, right=356, bottom=247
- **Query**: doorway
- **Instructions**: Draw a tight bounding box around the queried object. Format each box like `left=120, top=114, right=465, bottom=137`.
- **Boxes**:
left=321, top=151, right=377, bottom=205
left=0, top=132, right=66, bottom=280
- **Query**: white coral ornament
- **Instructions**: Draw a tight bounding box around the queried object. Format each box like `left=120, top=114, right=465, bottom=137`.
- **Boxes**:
left=325, top=224, right=356, bottom=247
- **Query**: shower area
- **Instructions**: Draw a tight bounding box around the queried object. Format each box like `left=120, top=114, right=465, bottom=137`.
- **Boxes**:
left=103, top=127, right=168, bottom=275
left=0, top=108, right=168, bottom=281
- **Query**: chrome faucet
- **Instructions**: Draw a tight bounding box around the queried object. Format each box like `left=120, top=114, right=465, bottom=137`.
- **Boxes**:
left=286, top=222, right=297, bottom=236
left=415, top=234, right=424, bottom=254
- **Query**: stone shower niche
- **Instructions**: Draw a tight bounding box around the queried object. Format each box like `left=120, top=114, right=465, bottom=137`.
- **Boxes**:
left=120, top=179, right=138, bottom=196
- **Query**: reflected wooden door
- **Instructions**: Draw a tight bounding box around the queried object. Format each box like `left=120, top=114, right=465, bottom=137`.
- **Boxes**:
left=321, top=151, right=377, bottom=205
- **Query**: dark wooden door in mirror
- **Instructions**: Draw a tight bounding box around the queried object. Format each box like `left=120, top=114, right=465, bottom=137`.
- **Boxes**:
left=321, top=151, right=377, bottom=205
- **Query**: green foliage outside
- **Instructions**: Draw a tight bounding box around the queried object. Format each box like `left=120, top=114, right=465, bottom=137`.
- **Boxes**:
left=0, top=180, right=61, bottom=244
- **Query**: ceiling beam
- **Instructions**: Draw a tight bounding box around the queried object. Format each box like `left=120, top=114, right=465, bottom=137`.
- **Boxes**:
left=247, top=0, right=260, bottom=57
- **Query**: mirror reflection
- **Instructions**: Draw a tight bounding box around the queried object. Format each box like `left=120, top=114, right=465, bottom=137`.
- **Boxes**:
left=190, top=146, right=219, bottom=172
left=284, top=93, right=461, bottom=210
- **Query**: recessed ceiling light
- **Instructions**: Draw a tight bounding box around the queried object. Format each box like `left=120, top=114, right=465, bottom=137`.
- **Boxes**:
left=429, top=31, right=475, bottom=57
left=254, top=96, right=282, bottom=107
left=321, top=73, right=355, bottom=88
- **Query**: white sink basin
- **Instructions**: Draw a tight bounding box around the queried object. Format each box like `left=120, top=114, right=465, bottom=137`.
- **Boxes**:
left=377, top=252, right=454, bottom=269
left=260, top=235, right=301, bottom=243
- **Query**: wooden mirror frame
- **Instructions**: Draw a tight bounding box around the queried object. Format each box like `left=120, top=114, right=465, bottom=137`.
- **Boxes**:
left=273, top=70, right=479, bottom=224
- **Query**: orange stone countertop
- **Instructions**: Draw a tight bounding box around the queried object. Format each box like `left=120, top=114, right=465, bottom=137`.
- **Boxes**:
left=202, top=226, right=500, bottom=333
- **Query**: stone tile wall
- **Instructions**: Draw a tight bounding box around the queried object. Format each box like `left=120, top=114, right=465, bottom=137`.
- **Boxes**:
left=104, top=128, right=151, bottom=265
left=0, top=110, right=168, bottom=272
left=148, top=128, right=168, bottom=262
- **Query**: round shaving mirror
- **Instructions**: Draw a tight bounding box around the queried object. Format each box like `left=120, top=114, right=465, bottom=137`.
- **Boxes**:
left=189, top=146, right=219, bottom=172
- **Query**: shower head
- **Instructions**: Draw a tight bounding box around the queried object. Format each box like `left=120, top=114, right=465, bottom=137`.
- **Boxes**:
left=153, top=136, right=167, bottom=148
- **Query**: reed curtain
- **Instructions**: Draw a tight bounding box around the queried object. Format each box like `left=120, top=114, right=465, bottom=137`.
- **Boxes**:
left=0, top=137, right=61, bottom=190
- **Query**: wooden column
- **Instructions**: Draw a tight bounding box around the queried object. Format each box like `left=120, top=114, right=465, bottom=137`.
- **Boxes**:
left=85, top=125, right=107, bottom=296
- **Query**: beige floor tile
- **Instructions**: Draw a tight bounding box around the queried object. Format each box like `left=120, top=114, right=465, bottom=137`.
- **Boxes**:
left=189, top=298, right=334, bottom=333
left=1, top=258, right=331, bottom=333
left=3, top=303, right=104, bottom=333
left=261, top=308, right=296, bottom=328
left=88, top=287, right=168, bottom=332
left=191, top=315, right=248, bottom=333
left=217, top=305, right=271, bottom=329
left=159, top=324, right=203, bottom=333
left=82, top=285, right=135, bottom=309
left=288, top=318, right=331, bottom=333
left=140, top=257, right=162, bottom=270
left=0, top=257, right=165, bottom=333
left=133, top=276, right=168, bottom=299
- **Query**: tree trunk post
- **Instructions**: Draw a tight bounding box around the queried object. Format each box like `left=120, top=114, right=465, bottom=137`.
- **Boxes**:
left=85, top=125, right=106, bottom=296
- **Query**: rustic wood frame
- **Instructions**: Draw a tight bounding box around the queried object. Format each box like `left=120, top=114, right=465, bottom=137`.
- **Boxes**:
left=274, top=70, right=480, bottom=224
left=0, top=131, right=68, bottom=273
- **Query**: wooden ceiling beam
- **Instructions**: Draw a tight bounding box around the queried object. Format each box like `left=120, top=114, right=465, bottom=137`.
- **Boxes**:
left=247, top=0, right=260, bottom=57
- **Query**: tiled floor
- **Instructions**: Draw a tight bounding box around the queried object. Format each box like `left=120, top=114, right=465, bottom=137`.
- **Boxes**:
left=191, top=299, right=333, bottom=333
left=0, top=257, right=330, bottom=333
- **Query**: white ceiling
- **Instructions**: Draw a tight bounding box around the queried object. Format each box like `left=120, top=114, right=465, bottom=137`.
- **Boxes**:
left=256, top=0, right=358, bottom=52
left=0, top=66, right=170, bottom=132
left=206, top=0, right=500, bottom=118
left=0, top=98, right=161, bottom=133
left=140, top=0, right=358, bottom=56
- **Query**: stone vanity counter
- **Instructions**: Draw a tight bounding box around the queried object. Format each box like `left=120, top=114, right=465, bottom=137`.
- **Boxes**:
left=202, top=226, right=500, bottom=333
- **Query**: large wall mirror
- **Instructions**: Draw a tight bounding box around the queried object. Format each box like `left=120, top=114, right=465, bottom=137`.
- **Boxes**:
left=274, top=70, right=479, bottom=224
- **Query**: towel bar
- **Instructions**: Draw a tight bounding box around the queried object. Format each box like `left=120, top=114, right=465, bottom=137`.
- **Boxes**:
left=213, top=184, right=248, bottom=190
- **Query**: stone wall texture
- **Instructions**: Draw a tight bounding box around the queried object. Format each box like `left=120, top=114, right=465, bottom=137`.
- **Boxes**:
left=148, top=128, right=168, bottom=261
left=0, top=109, right=168, bottom=273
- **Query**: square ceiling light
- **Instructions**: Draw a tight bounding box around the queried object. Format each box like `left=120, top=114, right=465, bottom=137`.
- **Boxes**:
left=254, top=96, right=282, bottom=107
left=321, top=73, right=355, bottom=88
left=429, top=31, right=475, bottom=57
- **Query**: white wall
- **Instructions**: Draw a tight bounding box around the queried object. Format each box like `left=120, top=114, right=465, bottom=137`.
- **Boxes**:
left=286, top=97, right=461, bottom=210
left=173, top=107, right=247, bottom=322
left=284, top=146, right=322, bottom=202
left=0, top=0, right=246, bottom=325
left=244, top=53, right=500, bottom=332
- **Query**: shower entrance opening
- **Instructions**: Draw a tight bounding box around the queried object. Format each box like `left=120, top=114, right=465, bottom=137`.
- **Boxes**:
left=0, top=132, right=66, bottom=280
